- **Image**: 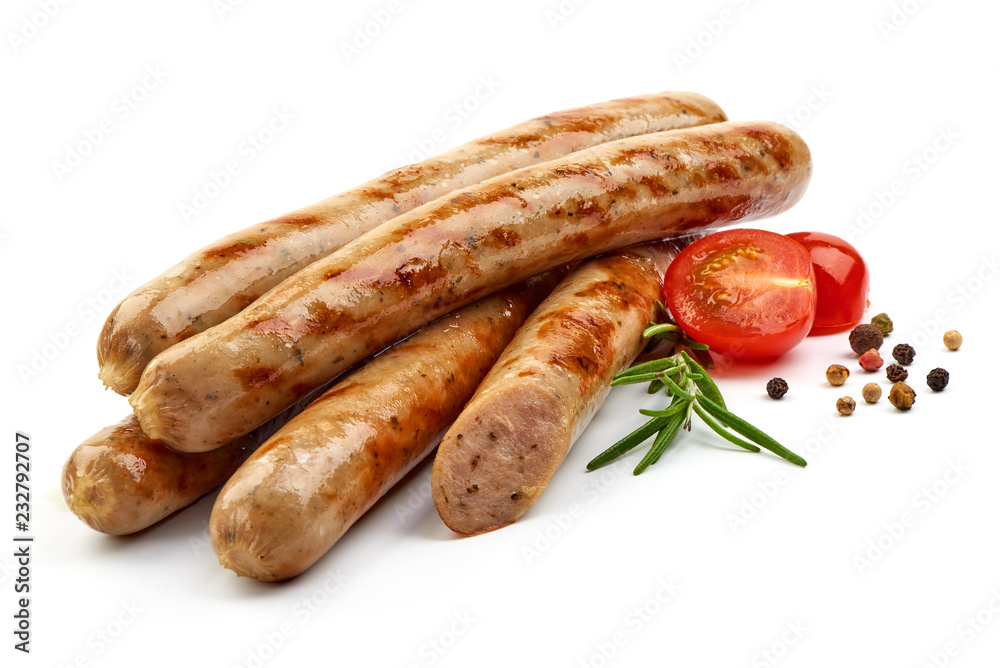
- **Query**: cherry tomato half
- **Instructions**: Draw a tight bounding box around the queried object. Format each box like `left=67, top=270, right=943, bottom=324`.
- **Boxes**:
left=663, top=229, right=817, bottom=360
left=785, top=232, right=869, bottom=334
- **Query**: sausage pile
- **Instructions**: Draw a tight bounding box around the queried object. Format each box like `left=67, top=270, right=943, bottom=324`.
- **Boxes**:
left=62, top=91, right=812, bottom=581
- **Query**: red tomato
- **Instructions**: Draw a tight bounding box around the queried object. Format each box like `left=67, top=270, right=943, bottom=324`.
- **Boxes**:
left=785, top=232, right=869, bottom=334
left=663, top=229, right=816, bottom=360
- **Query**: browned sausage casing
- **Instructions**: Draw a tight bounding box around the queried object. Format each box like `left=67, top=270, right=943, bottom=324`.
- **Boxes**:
left=431, top=241, right=688, bottom=535
left=131, top=121, right=812, bottom=453
left=62, top=416, right=259, bottom=535
left=209, top=272, right=563, bottom=581
left=98, top=92, right=726, bottom=395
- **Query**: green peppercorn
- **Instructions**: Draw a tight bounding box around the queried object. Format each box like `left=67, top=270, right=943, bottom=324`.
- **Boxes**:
left=871, top=313, right=893, bottom=336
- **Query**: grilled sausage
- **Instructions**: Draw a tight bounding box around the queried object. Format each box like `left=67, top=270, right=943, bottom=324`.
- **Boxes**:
left=131, top=121, right=812, bottom=453
left=431, top=241, right=688, bottom=535
left=209, top=272, right=563, bottom=581
left=62, top=416, right=263, bottom=535
left=98, top=92, right=726, bottom=395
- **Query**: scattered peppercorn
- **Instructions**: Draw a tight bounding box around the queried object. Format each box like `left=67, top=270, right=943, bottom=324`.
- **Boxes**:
left=888, top=381, right=916, bottom=410
left=871, top=313, right=894, bottom=336
left=885, top=364, right=908, bottom=383
left=766, top=377, right=789, bottom=399
left=826, top=364, right=850, bottom=386
left=859, top=348, right=884, bottom=372
left=849, top=324, right=884, bottom=355
left=836, top=396, right=856, bottom=415
left=926, top=368, right=949, bottom=392
left=892, top=343, right=916, bottom=365
left=943, top=330, right=963, bottom=351
left=862, top=383, right=882, bottom=403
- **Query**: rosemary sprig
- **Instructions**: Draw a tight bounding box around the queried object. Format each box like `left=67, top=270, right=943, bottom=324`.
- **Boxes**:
left=588, top=349, right=807, bottom=475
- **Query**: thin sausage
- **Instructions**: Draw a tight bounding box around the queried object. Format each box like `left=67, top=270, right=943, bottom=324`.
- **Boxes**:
left=209, top=272, right=563, bottom=581
left=131, top=121, right=812, bottom=453
left=98, top=92, right=726, bottom=395
left=431, top=241, right=687, bottom=535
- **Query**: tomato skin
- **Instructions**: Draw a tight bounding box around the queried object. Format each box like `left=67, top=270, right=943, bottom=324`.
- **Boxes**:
left=663, top=229, right=816, bottom=361
left=785, top=232, right=869, bottom=334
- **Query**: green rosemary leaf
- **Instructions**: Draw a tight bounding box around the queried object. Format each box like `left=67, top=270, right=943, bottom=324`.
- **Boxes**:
left=681, top=351, right=726, bottom=410
left=643, top=323, right=680, bottom=338
left=610, top=372, right=667, bottom=387
left=696, top=395, right=807, bottom=467
left=646, top=379, right=664, bottom=394
left=638, top=402, right=688, bottom=419
left=634, top=411, right=686, bottom=474
left=691, top=402, right=760, bottom=452
left=587, top=416, right=668, bottom=470
left=658, top=373, right=695, bottom=402
left=616, top=357, right=681, bottom=379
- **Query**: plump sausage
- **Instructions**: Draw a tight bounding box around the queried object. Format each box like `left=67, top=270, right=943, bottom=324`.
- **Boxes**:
left=431, top=241, right=687, bottom=535
left=98, top=92, right=726, bottom=395
left=131, top=121, right=812, bottom=453
left=61, top=395, right=311, bottom=535
left=209, top=271, right=564, bottom=581
left=62, top=416, right=261, bottom=535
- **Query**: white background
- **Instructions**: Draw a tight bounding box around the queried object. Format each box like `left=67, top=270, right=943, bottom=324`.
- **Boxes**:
left=2, top=1, right=999, bottom=666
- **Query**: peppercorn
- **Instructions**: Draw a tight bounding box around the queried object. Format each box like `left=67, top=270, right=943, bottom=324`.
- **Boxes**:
left=885, top=364, right=908, bottom=383
left=849, top=324, right=884, bottom=355
left=862, top=383, right=881, bottom=403
left=892, top=343, right=916, bottom=365
left=871, top=313, right=894, bottom=336
left=826, top=364, right=850, bottom=386
left=859, top=348, right=884, bottom=372
left=836, top=396, right=856, bottom=415
left=943, top=330, right=963, bottom=351
left=888, top=381, right=916, bottom=410
left=766, top=377, right=789, bottom=399
left=926, top=367, right=949, bottom=392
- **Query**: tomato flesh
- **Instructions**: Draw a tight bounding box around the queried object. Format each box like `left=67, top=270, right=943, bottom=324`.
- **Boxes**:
left=664, top=229, right=816, bottom=360
left=785, top=232, right=869, bottom=334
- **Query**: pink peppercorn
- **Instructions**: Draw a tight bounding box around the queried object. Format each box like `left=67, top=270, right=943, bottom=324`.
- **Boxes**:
left=859, top=348, right=884, bottom=372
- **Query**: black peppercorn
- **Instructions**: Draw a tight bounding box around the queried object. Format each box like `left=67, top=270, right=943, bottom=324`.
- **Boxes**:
left=892, top=343, right=916, bottom=365
left=849, top=324, right=884, bottom=355
left=926, top=368, right=949, bottom=392
left=766, top=377, right=788, bottom=399
left=885, top=364, right=908, bottom=383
